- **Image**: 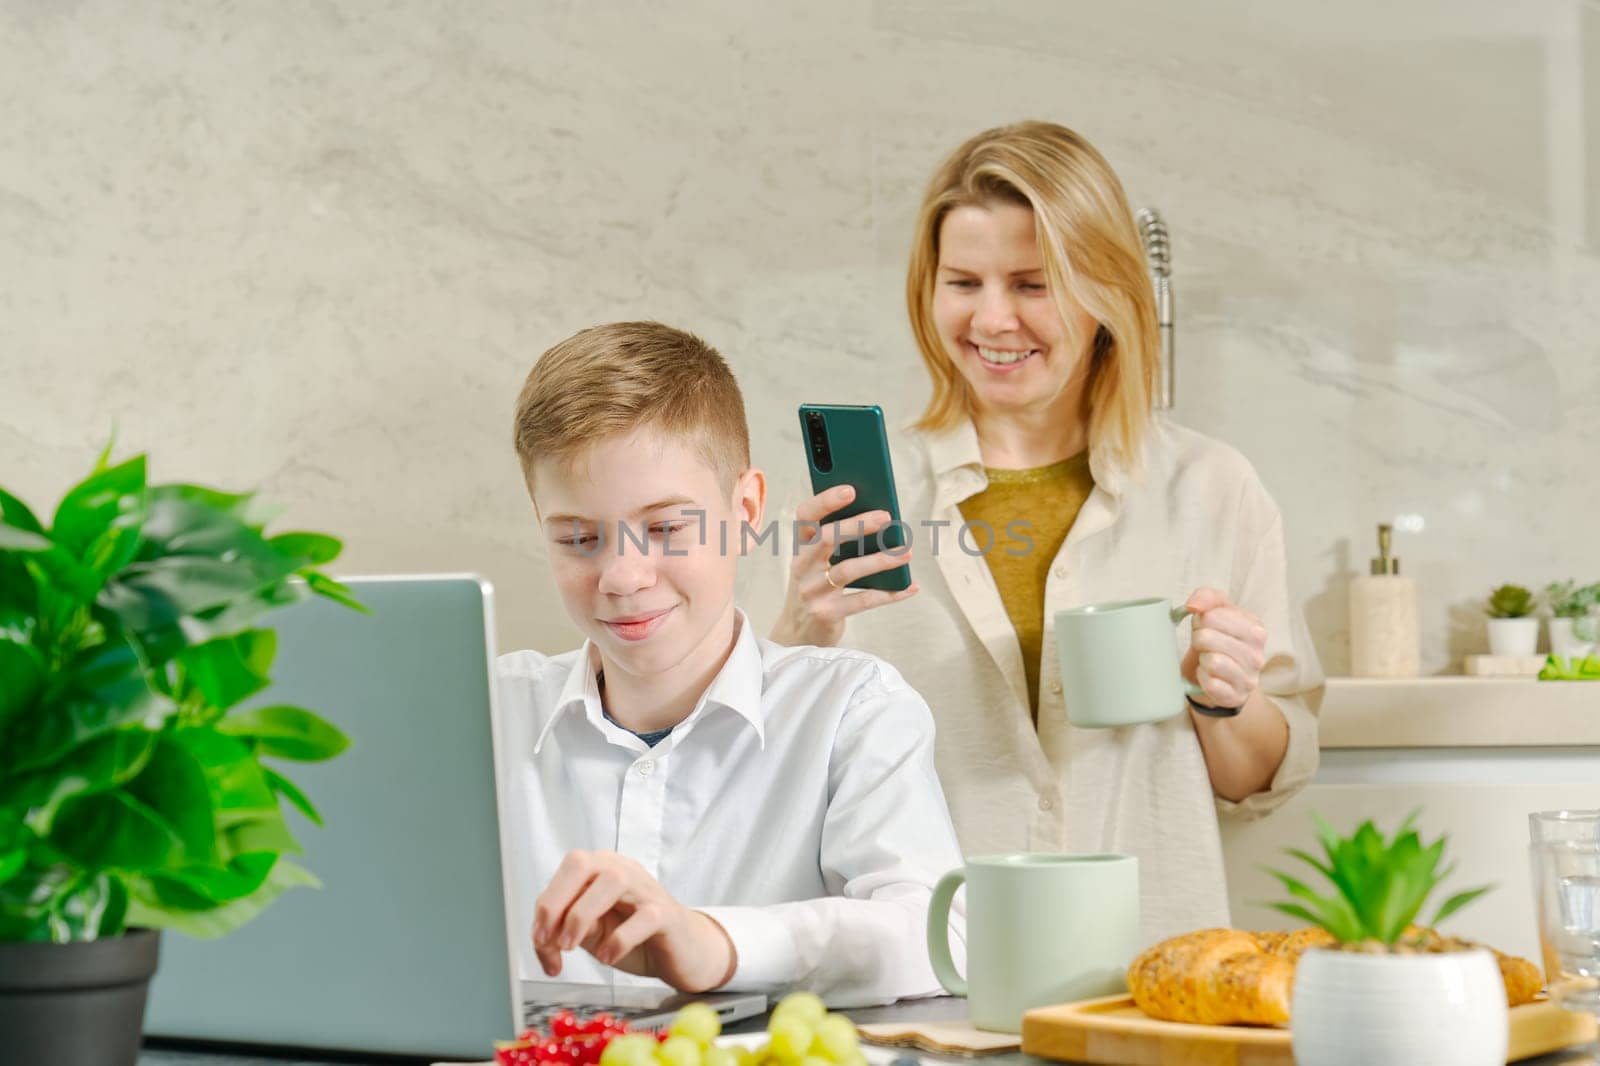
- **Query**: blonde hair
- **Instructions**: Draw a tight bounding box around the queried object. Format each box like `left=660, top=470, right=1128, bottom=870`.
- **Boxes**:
left=906, top=121, right=1159, bottom=469
left=512, top=321, right=750, bottom=494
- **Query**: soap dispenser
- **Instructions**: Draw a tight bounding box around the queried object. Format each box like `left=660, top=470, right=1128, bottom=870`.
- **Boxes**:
left=1348, top=523, right=1420, bottom=677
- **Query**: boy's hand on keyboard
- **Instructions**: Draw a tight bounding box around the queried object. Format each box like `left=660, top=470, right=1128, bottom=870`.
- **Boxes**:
left=532, top=850, right=737, bottom=994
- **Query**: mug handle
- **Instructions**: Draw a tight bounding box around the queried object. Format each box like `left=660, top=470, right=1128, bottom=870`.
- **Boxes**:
left=926, top=868, right=967, bottom=997
left=1169, top=604, right=1230, bottom=712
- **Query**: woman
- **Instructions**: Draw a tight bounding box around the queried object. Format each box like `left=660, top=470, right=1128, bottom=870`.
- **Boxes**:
left=771, top=121, right=1323, bottom=947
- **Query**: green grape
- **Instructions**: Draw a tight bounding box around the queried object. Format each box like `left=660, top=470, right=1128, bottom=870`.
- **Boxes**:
left=601, top=1035, right=660, bottom=1066
left=657, top=1035, right=703, bottom=1066
left=767, top=1016, right=814, bottom=1064
left=669, top=1002, right=722, bottom=1046
left=799, top=1055, right=832, bottom=1066
left=703, top=1045, right=739, bottom=1066
left=812, top=1015, right=858, bottom=1061
left=771, top=992, right=826, bottom=1028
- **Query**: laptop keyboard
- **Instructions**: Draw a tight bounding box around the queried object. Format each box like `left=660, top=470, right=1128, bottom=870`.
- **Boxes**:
left=520, top=1002, right=670, bottom=1032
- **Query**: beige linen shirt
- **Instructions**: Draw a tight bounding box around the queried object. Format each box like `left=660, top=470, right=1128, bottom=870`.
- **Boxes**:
left=842, top=416, right=1325, bottom=950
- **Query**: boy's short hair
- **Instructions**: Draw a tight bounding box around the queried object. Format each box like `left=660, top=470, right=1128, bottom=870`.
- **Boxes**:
left=512, top=321, right=751, bottom=494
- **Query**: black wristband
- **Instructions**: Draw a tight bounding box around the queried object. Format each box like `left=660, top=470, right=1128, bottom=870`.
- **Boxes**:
left=1187, top=694, right=1242, bottom=718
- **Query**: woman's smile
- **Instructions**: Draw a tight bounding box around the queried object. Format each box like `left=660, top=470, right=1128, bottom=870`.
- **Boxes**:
left=969, top=341, right=1041, bottom=370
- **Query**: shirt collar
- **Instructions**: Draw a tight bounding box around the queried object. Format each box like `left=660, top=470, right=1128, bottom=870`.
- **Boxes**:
left=532, top=645, right=605, bottom=755
left=532, top=609, right=766, bottom=754
left=922, top=417, right=1129, bottom=508
left=924, top=419, right=986, bottom=513
left=696, top=610, right=766, bottom=746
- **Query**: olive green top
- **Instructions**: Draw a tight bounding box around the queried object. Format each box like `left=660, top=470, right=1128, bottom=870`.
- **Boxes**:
left=957, top=452, right=1094, bottom=719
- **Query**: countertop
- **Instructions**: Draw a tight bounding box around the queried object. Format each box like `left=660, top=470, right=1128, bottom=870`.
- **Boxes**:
left=1318, top=676, right=1600, bottom=748
left=139, top=995, right=1600, bottom=1066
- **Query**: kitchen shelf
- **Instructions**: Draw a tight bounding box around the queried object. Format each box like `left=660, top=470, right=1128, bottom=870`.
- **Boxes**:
left=1318, top=675, right=1600, bottom=748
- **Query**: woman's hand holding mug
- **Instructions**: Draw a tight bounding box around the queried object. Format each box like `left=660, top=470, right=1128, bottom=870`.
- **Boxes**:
left=1053, top=591, right=1267, bottom=728
left=771, top=485, right=919, bottom=647
left=1181, top=587, right=1267, bottom=713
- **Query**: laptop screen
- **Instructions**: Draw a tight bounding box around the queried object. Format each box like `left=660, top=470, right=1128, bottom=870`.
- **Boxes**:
left=144, top=575, right=520, bottom=1060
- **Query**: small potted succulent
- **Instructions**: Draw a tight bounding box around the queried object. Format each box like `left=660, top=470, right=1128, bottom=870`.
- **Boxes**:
left=1544, top=580, right=1599, bottom=660
left=0, top=446, right=357, bottom=1066
left=1485, top=583, right=1539, bottom=656
left=1266, top=812, right=1502, bottom=1066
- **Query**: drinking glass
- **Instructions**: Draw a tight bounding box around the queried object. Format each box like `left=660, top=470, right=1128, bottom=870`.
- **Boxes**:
left=1530, top=809, right=1600, bottom=1016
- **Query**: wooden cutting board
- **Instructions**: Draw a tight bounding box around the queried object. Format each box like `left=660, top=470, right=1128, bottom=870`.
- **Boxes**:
left=1021, top=993, right=1597, bottom=1065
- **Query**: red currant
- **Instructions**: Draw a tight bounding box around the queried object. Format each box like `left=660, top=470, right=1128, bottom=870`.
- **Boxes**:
left=584, top=1013, right=616, bottom=1035
left=551, top=1011, right=580, bottom=1038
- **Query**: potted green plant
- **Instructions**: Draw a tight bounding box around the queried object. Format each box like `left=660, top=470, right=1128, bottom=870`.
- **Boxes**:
left=1485, top=583, right=1539, bottom=656
left=1544, top=580, right=1599, bottom=660
left=0, top=447, right=357, bottom=1066
left=1266, top=812, right=1500, bottom=1066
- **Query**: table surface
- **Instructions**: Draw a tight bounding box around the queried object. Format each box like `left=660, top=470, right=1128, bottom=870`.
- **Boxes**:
left=140, top=995, right=1600, bottom=1066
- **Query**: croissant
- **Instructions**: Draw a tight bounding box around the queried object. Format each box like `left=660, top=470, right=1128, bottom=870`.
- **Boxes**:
left=1127, top=928, right=1297, bottom=1026
left=1128, top=927, right=1541, bottom=1028
left=1400, top=925, right=1543, bottom=1006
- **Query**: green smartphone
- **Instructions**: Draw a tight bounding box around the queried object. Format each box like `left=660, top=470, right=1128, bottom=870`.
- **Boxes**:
left=798, top=403, right=911, bottom=593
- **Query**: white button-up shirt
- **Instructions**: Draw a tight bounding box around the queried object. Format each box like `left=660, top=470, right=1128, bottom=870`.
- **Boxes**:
left=494, top=613, right=966, bottom=1006
left=837, top=417, right=1325, bottom=950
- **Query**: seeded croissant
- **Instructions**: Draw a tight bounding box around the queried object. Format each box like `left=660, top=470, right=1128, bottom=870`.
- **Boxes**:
left=1127, top=927, right=1540, bottom=1027
left=1127, top=928, right=1300, bottom=1026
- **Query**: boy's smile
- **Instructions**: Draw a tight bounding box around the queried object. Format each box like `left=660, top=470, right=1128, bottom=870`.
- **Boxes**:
left=531, top=428, right=766, bottom=733
left=601, top=605, right=676, bottom=642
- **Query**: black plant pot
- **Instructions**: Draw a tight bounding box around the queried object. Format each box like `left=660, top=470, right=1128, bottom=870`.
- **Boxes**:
left=0, top=927, right=160, bottom=1066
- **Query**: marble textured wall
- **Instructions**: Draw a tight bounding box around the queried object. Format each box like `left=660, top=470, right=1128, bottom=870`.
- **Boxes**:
left=3, top=1, right=1597, bottom=673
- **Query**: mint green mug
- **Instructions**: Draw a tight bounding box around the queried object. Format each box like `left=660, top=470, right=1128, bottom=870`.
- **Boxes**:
left=1053, top=597, right=1206, bottom=728
left=926, top=853, right=1139, bottom=1033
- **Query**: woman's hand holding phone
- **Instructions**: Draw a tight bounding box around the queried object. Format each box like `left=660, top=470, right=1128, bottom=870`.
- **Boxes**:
left=770, top=484, right=920, bottom=647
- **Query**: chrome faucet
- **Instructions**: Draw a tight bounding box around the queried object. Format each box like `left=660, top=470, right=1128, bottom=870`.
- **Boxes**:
left=1136, top=208, right=1174, bottom=409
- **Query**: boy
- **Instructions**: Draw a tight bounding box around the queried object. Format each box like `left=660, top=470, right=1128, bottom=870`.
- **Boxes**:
left=498, top=321, right=965, bottom=1005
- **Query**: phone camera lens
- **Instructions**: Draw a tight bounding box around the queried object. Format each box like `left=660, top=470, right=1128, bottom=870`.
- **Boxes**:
left=806, top=411, right=833, bottom=474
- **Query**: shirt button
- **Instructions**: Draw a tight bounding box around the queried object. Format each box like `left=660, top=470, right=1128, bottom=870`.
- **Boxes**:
left=1053, top=564, right=1068, bottom=579
left=636, top=759, right=655, bottom=777
left=1050, top=682, right=1062, bottom=695
left=1038, top=796, right=1054, bottom=812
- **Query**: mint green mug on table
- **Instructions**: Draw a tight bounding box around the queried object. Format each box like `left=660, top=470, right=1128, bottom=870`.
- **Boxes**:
left=1054, top=597, right=1220, bottom=728
left=926, top=853, right=1139, bottom=1033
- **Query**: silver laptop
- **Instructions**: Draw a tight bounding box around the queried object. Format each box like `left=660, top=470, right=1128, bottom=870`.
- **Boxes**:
left=143, top=575, right=763, bottom=1060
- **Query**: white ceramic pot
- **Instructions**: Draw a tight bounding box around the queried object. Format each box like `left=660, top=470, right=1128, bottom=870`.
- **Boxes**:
left=1292, top=947, right=1508, bottom=1066
left=1487, top=617, right=1539, bottom=656
left=1549, top=617, right=1597, bottom=660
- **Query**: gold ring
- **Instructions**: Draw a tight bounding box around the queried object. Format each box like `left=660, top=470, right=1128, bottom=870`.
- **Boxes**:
left=824, top=567, right=841, bottom=590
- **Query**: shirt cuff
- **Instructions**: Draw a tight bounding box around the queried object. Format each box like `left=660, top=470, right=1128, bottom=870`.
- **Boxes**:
left=695, top=905, right=802, bottom=990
